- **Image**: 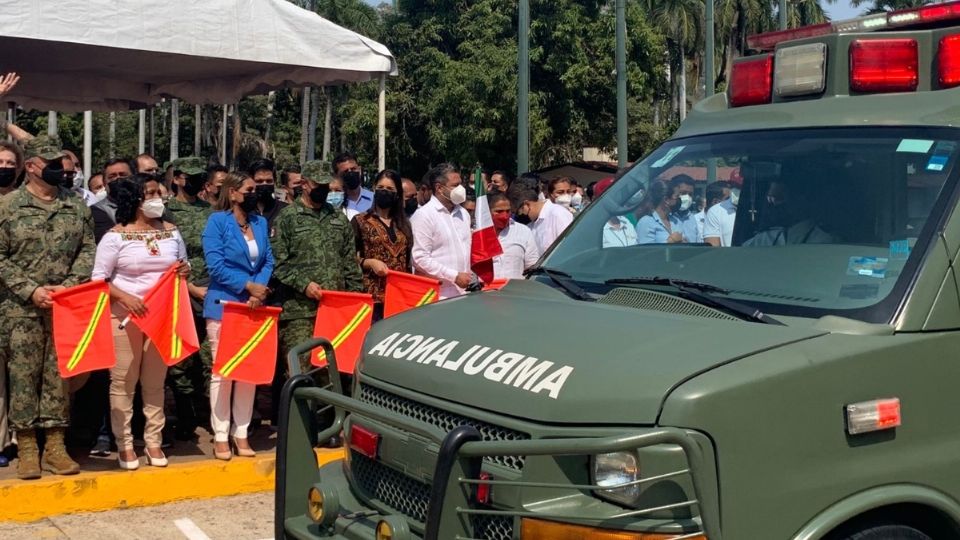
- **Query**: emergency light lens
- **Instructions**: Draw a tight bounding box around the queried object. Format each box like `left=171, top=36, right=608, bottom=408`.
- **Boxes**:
left=939, top=35, right=960, bottom=88
left=349, top=423, right=380, bottom=459
left=730, top=55, right=774, bottom=107
left=775, top=43, right=827, bottom=97
left=846, top=398, right=901, bottom=435
left=849, top=39, right=918, bottom=93
left=746, top=23, right=832, bottom=51
left=834, top=14, right=888, bottom=33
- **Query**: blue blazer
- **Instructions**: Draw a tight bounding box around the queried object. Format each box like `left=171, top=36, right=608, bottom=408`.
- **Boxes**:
left=202, top=210, right=275, bottom=320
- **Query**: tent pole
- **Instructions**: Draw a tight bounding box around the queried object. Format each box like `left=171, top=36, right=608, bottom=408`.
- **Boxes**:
left=83, top=111, right=93, bottom=181
left=47, top=112, right=57, bottom=136
left=517, top=0, right=530, bottom=174
left=615, top=0, right=628, bottom=168
left=378, top=74, right=386, bottom=171
left=138, top=110, right=146, bottom=154
left=150, top=106, right=156, bottom=156
left=322, top=89, right=332, bottom=162
left=221, top=105, right=228, bottom=166
left=194, top=104, right=201, bottom=157
left=170, top=98, right=180, bottom=161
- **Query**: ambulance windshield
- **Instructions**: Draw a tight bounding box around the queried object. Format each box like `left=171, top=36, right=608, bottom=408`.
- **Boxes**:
left=544, top=127, right=960, bottom=322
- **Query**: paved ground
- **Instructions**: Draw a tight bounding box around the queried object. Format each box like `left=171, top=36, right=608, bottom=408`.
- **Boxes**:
left=0, top=492, right=275, bottom=540
left=0, top=424, right=278, bottom=481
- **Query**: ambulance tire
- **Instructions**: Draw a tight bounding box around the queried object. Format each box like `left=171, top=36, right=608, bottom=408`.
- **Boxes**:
left=841, top=525, right=931, bottom=540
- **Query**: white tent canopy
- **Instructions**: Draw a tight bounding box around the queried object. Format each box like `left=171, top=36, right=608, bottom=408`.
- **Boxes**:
left=0, top=0, right=396, bottom=111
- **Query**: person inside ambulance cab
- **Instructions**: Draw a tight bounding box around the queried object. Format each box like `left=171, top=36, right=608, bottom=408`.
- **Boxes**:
left=743, top=180, right=836, bottom=246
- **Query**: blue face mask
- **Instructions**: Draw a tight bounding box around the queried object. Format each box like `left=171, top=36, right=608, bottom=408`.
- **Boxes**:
left=327, top=191, right=345, bottom=208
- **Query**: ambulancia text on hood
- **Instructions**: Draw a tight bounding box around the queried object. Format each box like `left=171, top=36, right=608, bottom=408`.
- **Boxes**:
left=367, top=332, right=575, bottom=399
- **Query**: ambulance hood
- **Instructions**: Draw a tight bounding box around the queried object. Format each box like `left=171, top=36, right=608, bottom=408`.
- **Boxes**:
left=359, top=279, right=825, bottom=425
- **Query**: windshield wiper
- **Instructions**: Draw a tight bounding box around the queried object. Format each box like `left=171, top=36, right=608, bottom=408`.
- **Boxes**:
left=525, top=266, right=595, bottom=302
left=604, top=276, right=784, bottom=325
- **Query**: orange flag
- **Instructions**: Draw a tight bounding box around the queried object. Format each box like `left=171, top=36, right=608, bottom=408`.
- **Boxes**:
left=213, top=302, right=281, bottom=385
left=383, top=270, right=441, bottom=318
left=51, top=280, right=115, bottom=377
left=312, top=290, right=374, bottom=373
left=130, top=266, right=199, bottom=366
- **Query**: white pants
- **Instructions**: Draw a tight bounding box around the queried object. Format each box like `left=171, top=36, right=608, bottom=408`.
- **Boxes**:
left=207, top=320, right=256, bottom=443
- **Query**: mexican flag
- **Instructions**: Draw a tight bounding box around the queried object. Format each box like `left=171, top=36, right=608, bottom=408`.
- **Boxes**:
left=470, top=165, right=503, bottom=284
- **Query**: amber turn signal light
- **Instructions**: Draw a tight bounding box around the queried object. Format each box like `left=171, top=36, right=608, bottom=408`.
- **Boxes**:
left=520, top=518, right=706, bottom=540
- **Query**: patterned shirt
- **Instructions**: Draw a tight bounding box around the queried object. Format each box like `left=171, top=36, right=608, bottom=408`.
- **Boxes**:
left=352, top=213, right=412, bottom=303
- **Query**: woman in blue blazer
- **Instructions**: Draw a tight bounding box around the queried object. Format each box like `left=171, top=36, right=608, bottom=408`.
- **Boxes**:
left=202, top=172, right=274, bottom=460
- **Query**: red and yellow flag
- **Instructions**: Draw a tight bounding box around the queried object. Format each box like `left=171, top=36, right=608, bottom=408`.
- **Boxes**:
left=383, top=270, right=441, bottom=318
left=51, top=280, right=115, bottom=377
left=131, top=266, right=199, bottom=366
left=312, top=290, right=374, bottom=373
left=213, top=302, right=281, bottom=385
left=485, top=278, right=509, bottom=291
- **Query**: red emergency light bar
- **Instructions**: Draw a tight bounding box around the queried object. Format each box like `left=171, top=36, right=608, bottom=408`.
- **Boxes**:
left=748, top=0, right=960, bottom=51
left=850, top=39, right=919, bottom=92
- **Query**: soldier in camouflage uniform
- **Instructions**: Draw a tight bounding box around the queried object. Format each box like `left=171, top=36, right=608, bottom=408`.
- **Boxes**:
left=0, top=135, right=95, bottom=479
left=164, top=157, right=213, bottom=440
left=272, top=160, right=364, bottom=380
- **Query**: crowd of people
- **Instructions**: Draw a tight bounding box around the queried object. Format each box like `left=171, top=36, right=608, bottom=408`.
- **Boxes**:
left=0, top=111, right=598, bottom=479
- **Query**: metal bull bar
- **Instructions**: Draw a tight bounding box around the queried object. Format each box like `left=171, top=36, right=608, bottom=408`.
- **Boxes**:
left=276, top=338, right=722, bottom=540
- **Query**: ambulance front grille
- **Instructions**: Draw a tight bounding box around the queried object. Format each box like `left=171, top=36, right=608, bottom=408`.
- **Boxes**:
left=351, top=450, right=431, bottom=523
left=350, top=450, right=516, bottom=540
left=358, top=383, right=529, bottom=470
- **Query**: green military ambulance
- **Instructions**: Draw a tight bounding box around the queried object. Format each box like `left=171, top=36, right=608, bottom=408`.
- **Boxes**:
left=277, top=5, right=960, bottom=538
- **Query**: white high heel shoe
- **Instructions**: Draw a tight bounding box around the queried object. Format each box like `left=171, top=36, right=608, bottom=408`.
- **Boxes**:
left=118, top=452, right=140, bottom=471
left=144, top=449, right=168, bottom=467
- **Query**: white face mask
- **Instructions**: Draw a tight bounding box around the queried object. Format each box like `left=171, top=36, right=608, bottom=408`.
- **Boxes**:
left=571, top=192, right=583, bottom=209
left=447, top=184, right=467, bottom=206
left=142, top=197, right=165, bottom=218
left=679, top=193, right=693, bottom=211
left=537, top=192, right=546, bottom=202
left=729, top=188, right=740, bottom=207
left=555, top=194, right=573, bottom=208
left=92, top=189, right=108, bottom=203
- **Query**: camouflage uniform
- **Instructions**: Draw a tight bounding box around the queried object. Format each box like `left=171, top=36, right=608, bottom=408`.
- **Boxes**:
left=0, top=184, right=95, bottom=431
left=272, top=197, right=364, bottom=376
left=164, top=158, right=214, bottom=437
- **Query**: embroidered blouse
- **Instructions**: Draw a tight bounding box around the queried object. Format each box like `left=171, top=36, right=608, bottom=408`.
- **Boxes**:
left=352, top=213, right=412, bottom=303
left=92, top=226, right=187, bottom=299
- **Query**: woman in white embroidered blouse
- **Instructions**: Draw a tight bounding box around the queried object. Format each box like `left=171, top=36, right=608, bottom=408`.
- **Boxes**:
left=91, top=174, right=189, bottom=470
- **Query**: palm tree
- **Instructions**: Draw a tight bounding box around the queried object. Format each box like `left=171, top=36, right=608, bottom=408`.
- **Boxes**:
left=646, top=0, right=703, bottom=121
left=715, top=0, right=773, bottom=88
left=850, top=0, right=929, bottom=14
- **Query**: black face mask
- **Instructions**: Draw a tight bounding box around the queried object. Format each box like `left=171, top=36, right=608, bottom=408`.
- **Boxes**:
left=342, top=170, right=362, bottom=190
left=256, top=184, right=275, bottom=203
left=0, top=168, right=16, bottom=188
left=240, top=192, right=259, bottom=213
left=374, top=189, right=397, bottom=210
left=404, top=197, right=418, bottom=217
left=514, top=212, right=532, bottom=225
left=40, top=160, right=65, bottom=187
left=60, top=171, right=77, bottom=189
left=182, top=174, right=206, bottom=197
left=309, top=185, right=330, bottom=205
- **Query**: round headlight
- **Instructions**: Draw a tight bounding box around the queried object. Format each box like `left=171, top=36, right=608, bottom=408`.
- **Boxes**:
left=307, top=486, right=324, bottom=523
left=307, top=483, right=339, bottom=526
left=593, top=452, right=641, bottom=506
left=376, top=520, right=394, bottom=540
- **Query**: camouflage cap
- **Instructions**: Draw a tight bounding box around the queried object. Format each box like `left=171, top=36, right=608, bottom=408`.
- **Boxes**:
left=24, top=135, right=66, bottom=161
left=169, top=156, right=205, bottom=176
left=301, top=160, right=333, bottom=185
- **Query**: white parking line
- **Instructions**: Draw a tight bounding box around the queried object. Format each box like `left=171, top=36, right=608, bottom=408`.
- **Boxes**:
left=174, top=518, right=213, bottom=540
